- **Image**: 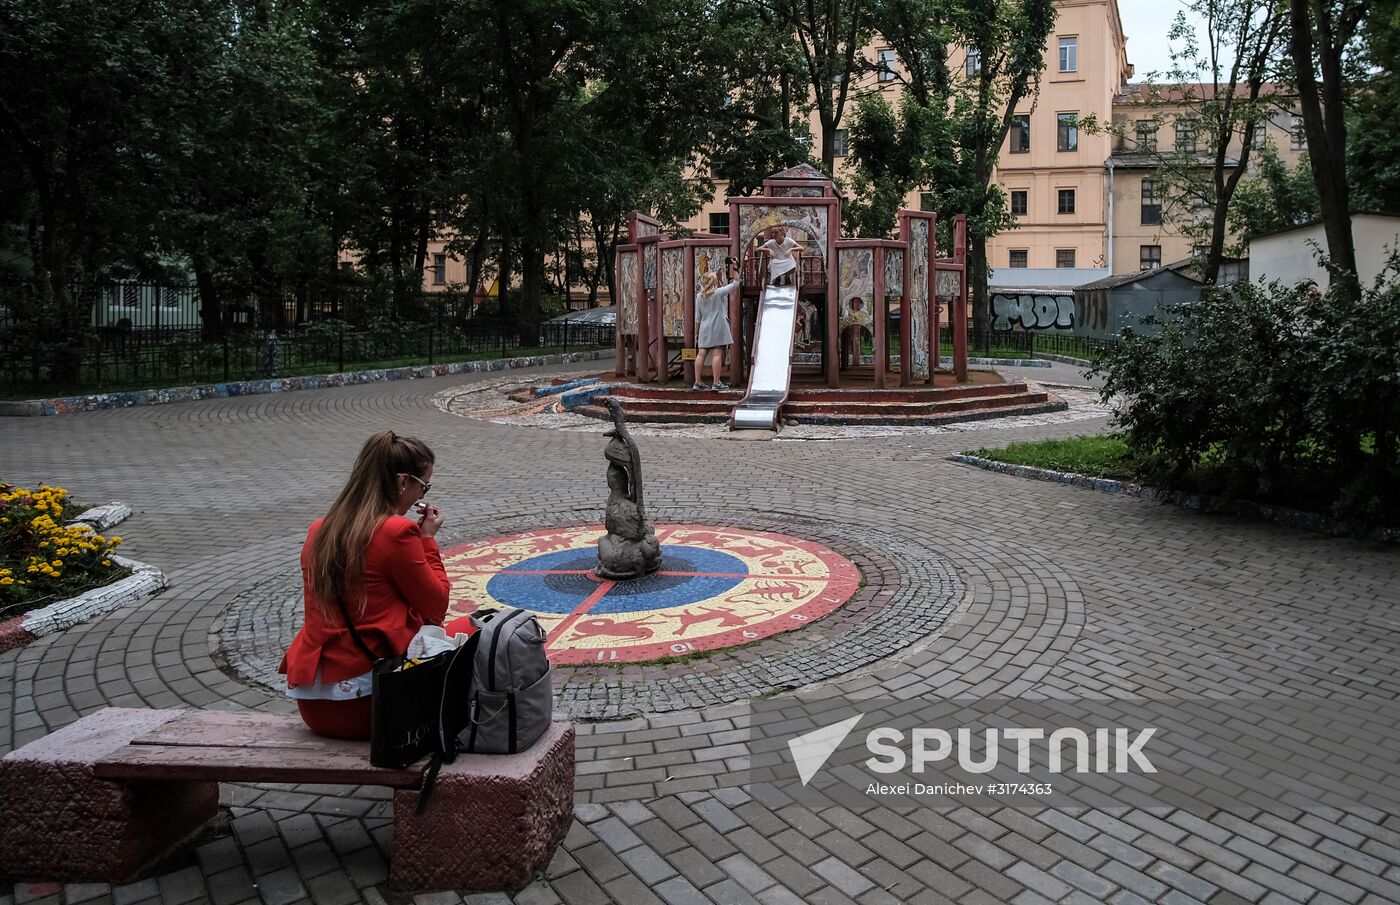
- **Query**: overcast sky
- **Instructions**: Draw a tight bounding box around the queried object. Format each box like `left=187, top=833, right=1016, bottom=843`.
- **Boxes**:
left=1119, top=3, right=1220, bottom=81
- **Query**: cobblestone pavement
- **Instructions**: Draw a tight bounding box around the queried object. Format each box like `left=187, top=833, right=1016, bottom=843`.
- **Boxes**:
left=4, top=361, right=1400, bottom=905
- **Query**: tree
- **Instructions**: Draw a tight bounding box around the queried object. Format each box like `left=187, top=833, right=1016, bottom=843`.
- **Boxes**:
left=0, top=0, right=230, bottom=373
left=1227, top=142, right=1319, bottom=241
left=773, top=0, right=873, bottom=173
left=1112, top=1, right=1286, bottom=284
left=852, top=0, right=1056, bottom=336
left=1287, top=0, right=1367, bottom=295
left=1346, top=0, right=1400, bottom=216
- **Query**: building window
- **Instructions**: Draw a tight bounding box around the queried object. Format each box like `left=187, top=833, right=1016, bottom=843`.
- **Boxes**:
left=1009, top=114, right=1030, bottom=153
left=1057, top=113, right=1078, bottom=152
left=965, top=47, right=981, bottom=77
left=432, top=253, right=446, bottom=285
left=832, top=129, right=848, bottom=157
left=1140, top=245, right=1162, bottom=270
left=1057, top=188, right=1076, bottom=214
left=708, top=212, right=730, bottom=236
left=919, top=192, right=936, bottom=212
left=1058, top=36, right=1078, bottom=73
left=1141, top=178, right=1162, bottom=225
left=1175, top=118, right=1197, bottom=153
left=1290, top=114, right=1306, bottom=150
left=1010, top=190, right=1028, bottom=216
left=1056, top=249, right=1076, bottom=269
left=878, top=49, right=896, bottom=82
left=1252, top=120, right=1268, bottom=145
left=1135, top=120, right=1158, bottom=152
left=1009, top=249, right=1029, bottom=269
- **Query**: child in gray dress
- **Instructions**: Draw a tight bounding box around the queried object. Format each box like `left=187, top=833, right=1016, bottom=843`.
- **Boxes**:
left=695, top=266, right=739, bottom=391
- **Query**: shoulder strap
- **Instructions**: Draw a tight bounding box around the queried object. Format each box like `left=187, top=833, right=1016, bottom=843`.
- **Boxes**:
left=334, top=595, right=381, bottom=667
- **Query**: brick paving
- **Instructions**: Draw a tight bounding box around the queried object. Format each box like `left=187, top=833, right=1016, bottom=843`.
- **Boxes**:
left=3, top=360, right=1400, bottom=905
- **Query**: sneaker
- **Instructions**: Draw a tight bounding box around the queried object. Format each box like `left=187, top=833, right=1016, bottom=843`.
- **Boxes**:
left=691, top=382, right=708, bottom=391
left=713, top=381, right=730, bottom=392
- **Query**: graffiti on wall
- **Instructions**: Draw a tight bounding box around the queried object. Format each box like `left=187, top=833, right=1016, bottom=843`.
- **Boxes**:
left=907, top=219, right=930, bottom=378
left=661, top=247, right=685, bottom=338
left=991, top=292, right=1076, bottom=332
left=618, top=252, right=639, bottom=335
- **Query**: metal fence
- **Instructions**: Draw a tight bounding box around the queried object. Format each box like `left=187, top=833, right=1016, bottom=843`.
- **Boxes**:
left=1, top=282, right=614, bottom=397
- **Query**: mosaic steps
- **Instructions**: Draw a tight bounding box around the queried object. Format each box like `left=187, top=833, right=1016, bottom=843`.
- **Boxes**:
left=573, top=381, right=1060, bottom=425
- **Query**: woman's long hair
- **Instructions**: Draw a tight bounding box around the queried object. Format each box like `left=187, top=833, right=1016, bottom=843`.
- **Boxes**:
left=700, top=270, right=720, bottom=296
left=307, top=431, right=434, bottom=619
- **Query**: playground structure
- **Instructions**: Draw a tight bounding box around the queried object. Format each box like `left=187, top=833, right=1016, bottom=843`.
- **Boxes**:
left=602, top=165, right=1060, bottom=430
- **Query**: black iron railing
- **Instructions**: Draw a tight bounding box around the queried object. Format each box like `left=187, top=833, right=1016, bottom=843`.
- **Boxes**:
left=1, top=282, right=613, bottom=397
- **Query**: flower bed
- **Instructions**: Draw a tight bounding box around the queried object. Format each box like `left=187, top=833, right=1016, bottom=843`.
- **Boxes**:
left=0, top=482, right=129, bottom=621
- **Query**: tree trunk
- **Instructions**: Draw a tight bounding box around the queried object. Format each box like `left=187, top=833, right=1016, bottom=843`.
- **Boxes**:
left=497, top=232, right=513, bottom=319
left=520, top=240, right=542, bottom=347
left=969, top=238, right=989, bottom=342
left=194, top=254, right=223, bottom=341
left=1288, top=0, right=1358, bottom=294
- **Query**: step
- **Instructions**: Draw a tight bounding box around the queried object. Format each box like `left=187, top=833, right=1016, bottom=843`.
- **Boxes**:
left=783, top=391, right=1050, bottom=417
left=785, top=382, right=1028, bottom=404
left=786, top=397, right=1067, bottom=427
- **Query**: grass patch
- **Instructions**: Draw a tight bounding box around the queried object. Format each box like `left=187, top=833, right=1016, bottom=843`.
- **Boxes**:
left=969, top=435, right=1138, bottom=481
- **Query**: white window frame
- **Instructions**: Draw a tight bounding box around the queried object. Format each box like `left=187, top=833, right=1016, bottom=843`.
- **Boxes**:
left=1058, top=37, right=1078, bottom=73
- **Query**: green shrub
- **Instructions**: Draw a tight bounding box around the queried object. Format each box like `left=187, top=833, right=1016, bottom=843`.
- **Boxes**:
left=1091, top=256, right=1400, bottom=528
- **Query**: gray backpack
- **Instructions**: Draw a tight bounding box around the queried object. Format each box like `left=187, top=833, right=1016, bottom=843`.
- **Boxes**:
left=459, top=608, right=553, bottom=754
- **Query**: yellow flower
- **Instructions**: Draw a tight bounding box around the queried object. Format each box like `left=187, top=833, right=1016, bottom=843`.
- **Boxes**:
left=102, top=559, right=112, bottom=566
left=0, top=577, right=12, bottom=586
left=52, top=560, right=63, bottom=567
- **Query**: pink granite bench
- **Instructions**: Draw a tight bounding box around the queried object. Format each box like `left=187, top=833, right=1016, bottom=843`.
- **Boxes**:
left=0, top=707, right=574, bottom=891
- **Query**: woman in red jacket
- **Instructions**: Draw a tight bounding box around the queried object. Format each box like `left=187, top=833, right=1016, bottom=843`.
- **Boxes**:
left=280, top=430, right=451, bottom=739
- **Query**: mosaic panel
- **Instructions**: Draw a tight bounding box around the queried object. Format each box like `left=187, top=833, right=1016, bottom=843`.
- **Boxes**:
left=660, top=246, right=685, bottom=338
left=618, top=251, right=639, bottom=335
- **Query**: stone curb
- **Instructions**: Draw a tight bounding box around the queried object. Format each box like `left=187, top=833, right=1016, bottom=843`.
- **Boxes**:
left=950, top=453, right=1400, bottom=543
left=0, top=554, right=167, bottom=653
left=1033, top=352, right=1095, bottom=368
left=71, top=502, right=132, bottom=531
left=0, top=349, right=617, bottom=417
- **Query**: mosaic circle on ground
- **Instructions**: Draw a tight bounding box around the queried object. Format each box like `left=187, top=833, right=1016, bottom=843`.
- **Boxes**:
left=442, top=525, right=860, bottom=664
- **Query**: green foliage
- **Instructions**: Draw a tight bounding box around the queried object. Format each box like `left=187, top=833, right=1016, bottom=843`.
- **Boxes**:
left=1227, top=144, right=1320, bottom=241
left=1348, top=0, right=1400, bottom=213
left=1091, top=257, right=1400, bottom=530
left=849, top=0, right=1056, bottom=325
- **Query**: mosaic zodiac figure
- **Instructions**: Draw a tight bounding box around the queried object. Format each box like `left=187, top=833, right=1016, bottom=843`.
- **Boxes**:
left=596, top=397, right=662, bottom=579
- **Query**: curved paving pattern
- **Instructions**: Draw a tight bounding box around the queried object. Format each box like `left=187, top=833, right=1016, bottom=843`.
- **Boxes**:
left=3, top=360, right=1400, bottom=905
left=220, top=516, right=995, bottom=718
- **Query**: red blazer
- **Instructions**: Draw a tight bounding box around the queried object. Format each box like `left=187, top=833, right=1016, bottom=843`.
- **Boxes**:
left=280, top=515, right=450, bottom=686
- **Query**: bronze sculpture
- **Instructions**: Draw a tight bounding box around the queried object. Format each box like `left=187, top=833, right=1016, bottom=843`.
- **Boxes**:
left=596, top=398, right=661, bottom=579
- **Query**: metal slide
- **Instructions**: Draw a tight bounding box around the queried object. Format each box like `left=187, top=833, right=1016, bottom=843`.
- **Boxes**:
left=730, top=284, right=798, bottom=431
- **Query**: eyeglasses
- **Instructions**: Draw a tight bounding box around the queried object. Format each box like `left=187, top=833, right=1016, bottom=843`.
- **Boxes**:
left=403, top=474, right=431, bottom=495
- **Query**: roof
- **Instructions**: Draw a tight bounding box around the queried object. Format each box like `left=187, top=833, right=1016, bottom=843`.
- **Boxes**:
left=548, top=306, right=616, bottom=325
left=1076, top=259, right=1202, bottom=291
left=767, top=163, right=829, bottom=182
left=1108, top=151, right=1241, bottom=169
left=1115, top=82, right=1292, bottom=105
left=1249, top=211, right=1400, bottom=242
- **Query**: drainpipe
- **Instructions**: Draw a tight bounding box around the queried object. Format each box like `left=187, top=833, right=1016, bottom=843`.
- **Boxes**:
left=1106, top=157, right=1115, bottom=274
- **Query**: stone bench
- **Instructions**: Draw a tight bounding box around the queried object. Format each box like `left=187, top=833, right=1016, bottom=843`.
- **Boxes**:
left=0, top=707, right=574, bottom=891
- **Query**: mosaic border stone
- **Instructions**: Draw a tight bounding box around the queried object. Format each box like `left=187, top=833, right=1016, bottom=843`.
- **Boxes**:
left=216, top=512, right=967, bottom=719
left=0, top=554, right=166, bottom=653
left=0, top=349, right=616, bottom=417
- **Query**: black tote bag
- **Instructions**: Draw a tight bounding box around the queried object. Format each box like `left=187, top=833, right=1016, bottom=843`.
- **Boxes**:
left=334, top=597, right=464, bottom=770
